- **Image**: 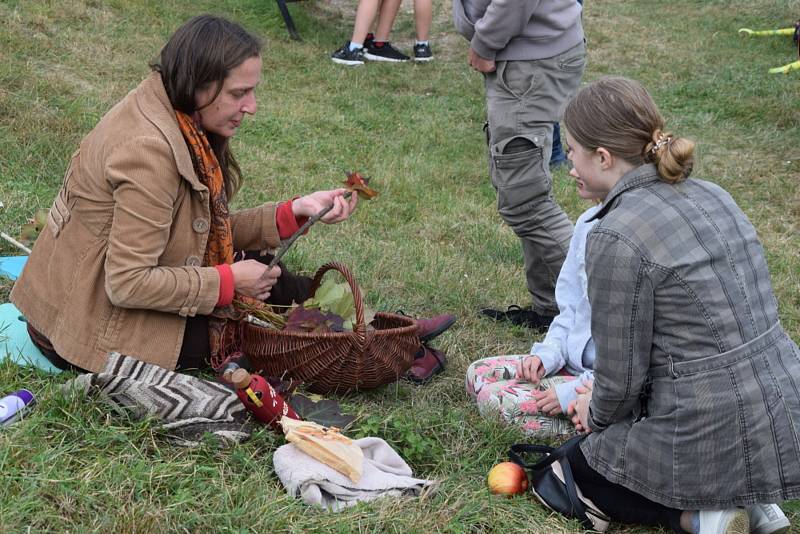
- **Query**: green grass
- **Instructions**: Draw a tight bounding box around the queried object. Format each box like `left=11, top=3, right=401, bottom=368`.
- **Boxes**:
left=2, top=0, right=799, bottom=531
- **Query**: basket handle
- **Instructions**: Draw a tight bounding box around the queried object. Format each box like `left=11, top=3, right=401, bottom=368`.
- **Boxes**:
left=308, top=262, right=367, bottom=346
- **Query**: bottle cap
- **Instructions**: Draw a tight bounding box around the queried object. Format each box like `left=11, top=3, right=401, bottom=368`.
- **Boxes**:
left=13, top=389, right=35, bottom=405
left=230, top=369, right=252, bottom=389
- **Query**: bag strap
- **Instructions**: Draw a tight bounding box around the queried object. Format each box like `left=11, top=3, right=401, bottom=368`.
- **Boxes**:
left=508, top=443, right=556, bottom=469
left=509, top=435, right=596, bottom=531
left=508, top=434, right=583, bottom=469
left=557, top=449, right=594, bottom=530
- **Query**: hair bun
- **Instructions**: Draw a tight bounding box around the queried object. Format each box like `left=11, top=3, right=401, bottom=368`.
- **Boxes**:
left=655, top=136, right=695, bottom=184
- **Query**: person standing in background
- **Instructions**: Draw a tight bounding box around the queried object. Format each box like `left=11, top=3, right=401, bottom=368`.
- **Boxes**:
left=453, top=0, right=587, bottom=331
left=331, top=0, right=435, bottom=65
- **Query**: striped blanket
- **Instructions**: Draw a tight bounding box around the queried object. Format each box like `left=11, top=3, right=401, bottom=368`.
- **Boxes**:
left=65, top=352, right=252, bottom=446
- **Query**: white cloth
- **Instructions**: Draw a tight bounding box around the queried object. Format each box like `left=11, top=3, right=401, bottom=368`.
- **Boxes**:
left=273, top=437, right=436, bottom=511
left=530, top=204, right=600, bottom=412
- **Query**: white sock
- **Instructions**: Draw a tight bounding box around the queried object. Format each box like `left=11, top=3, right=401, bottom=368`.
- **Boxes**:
left=348, top=41, right=363, bottom=52
left=416, top=40, right=429, bottom=46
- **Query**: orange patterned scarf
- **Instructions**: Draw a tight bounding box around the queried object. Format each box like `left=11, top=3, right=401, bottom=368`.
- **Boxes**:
left=175, top=111, right=234, bottom=267
left=175, top=111, right=237, bottom=364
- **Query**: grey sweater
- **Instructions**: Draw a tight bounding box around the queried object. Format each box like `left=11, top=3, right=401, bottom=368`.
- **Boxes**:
left=453, top=0, right=584, bottom=61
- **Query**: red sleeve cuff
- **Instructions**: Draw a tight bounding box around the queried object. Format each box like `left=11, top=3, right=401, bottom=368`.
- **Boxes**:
left=215, top=264, right=234, bottom=307
left=276, top=198, right=309, bottom=240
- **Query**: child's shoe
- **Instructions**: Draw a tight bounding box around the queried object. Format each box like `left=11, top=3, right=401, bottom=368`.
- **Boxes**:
left=331, top=41, right=365, bottom=66
left=364, top=41, right=409, bottom=62
left=413, top=43, right=433, bottom=62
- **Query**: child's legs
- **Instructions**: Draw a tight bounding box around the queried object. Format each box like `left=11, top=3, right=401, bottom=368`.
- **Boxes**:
left=475, top=375, right=574, bottom=418
left=351, top=0, right=382, bottom=44
left=465, top=354, right=525, bottom=399
left=413, top=0, right=432, bottom=41
left=374, top=0, right=402, bottom=41
left=500, top=376, right=577, bottom=437
left=469, top=371, right=578, bottom=437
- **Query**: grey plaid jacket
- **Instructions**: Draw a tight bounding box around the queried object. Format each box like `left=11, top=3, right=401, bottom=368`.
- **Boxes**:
left=581, top=164, right=800, bottom=509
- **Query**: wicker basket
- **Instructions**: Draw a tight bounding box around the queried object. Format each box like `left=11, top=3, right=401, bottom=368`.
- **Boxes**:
left=241, top=262, right=420, bottom=394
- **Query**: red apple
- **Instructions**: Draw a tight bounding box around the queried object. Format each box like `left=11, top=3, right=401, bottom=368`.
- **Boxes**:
left=487, top=462, right=529, bottom=495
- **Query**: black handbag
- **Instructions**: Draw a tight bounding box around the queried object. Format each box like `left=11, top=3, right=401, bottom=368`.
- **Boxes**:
left=509, top=435, right=610, bottom=532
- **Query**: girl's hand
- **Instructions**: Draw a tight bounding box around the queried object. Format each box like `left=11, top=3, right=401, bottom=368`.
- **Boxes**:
left=292, top=189, right=358, bottom=224
left=532, top=387, right=562, bottom=415
left=516, top=355, right=545, bottom=384
left=230, top=260, right=281, bottom=301
left=574, top=378, right=594, bottom=395
left=567, top=387, right=593, bottom=434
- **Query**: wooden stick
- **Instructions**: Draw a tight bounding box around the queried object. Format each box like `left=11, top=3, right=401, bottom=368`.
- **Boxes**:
left=0, top=232, right=32, bottom=254
left=267, top=191, right=353, bottom=269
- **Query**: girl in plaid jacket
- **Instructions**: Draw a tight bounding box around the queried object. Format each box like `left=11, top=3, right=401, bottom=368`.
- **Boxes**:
left=560, top=77, right=799, bottom=534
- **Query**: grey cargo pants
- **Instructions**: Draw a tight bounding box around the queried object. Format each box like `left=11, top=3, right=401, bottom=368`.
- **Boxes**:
left=484, top=41, right=586, bottom=315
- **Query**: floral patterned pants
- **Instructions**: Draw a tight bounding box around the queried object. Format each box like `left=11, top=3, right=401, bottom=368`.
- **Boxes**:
left=466, top=355, right=578, bottom=437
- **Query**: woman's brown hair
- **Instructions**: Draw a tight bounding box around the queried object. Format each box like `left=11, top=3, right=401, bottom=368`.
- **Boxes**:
left=151, top=14, right=262, bottom=198
left=564, top=77, right=694, bottom=184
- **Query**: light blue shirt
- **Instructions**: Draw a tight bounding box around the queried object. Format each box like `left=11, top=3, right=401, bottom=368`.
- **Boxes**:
left=530, top=204, right=600, bottom=412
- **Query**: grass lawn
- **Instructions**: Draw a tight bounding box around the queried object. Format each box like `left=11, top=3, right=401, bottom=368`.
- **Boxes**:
left=1, top=0, right=799, bottom=531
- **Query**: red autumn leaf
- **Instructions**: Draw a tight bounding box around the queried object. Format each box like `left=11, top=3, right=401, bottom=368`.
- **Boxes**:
left=344, top=171, right=379, bottom=200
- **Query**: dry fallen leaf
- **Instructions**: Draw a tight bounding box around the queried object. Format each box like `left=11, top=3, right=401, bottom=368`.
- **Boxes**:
left=19, top=208, right=49, bottom=245
left=344, top=171, right=379, bottom=200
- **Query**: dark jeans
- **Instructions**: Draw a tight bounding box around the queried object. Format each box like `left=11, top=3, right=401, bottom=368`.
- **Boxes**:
left=567, top=443, right=687, bottom=533
left=550, top=122, right=567, bottom=166
left=550, top=0, right=584, bottom=166
left=30, top=252, right=314, bottom=373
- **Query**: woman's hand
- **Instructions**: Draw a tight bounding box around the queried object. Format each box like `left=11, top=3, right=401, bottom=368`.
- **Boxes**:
left=292, top=189, right=358, bottom=224
left=532, top=387, right=562, bottom=415
left=230, top=260, right=281, bottom=301
left=516, top=355, right=545, bottom=384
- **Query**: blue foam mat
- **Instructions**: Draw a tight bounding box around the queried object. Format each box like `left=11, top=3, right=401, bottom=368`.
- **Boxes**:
left=0, top=256, right=28, bottom=281
left=0, top=302, right=62, bottom=373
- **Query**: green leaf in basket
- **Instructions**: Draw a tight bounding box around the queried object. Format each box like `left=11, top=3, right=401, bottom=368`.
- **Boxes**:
left=306, top=278, right=339, bottom=309
left=329, top=292, right=355, bottom=323
left=302, top=278, right=357, bottom=328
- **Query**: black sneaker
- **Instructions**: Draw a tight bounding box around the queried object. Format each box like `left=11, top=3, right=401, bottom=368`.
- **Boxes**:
left=364, top=41, right=409, bottom=62
left=479, top=305, right=555, bottom=331
left=413, top=43, right=433, bottom=62
left=331, top=41, right=365, bottom=66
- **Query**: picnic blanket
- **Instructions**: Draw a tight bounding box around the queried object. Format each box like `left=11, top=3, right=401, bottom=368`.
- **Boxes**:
left=273, top=436, right=437, bottom=511
left=64, top=352, right=251, bottom=446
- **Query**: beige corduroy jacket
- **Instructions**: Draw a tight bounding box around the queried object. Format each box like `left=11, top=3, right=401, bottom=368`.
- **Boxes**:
left=11, top=72, right=280, bottom=372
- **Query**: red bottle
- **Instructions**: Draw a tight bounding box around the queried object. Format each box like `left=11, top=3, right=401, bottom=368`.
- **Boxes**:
left=223, top=366, right=299, bottom=431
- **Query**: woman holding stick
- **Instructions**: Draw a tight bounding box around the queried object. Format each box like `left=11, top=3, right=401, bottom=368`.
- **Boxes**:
left=11, top=15, right=358, bottom=373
